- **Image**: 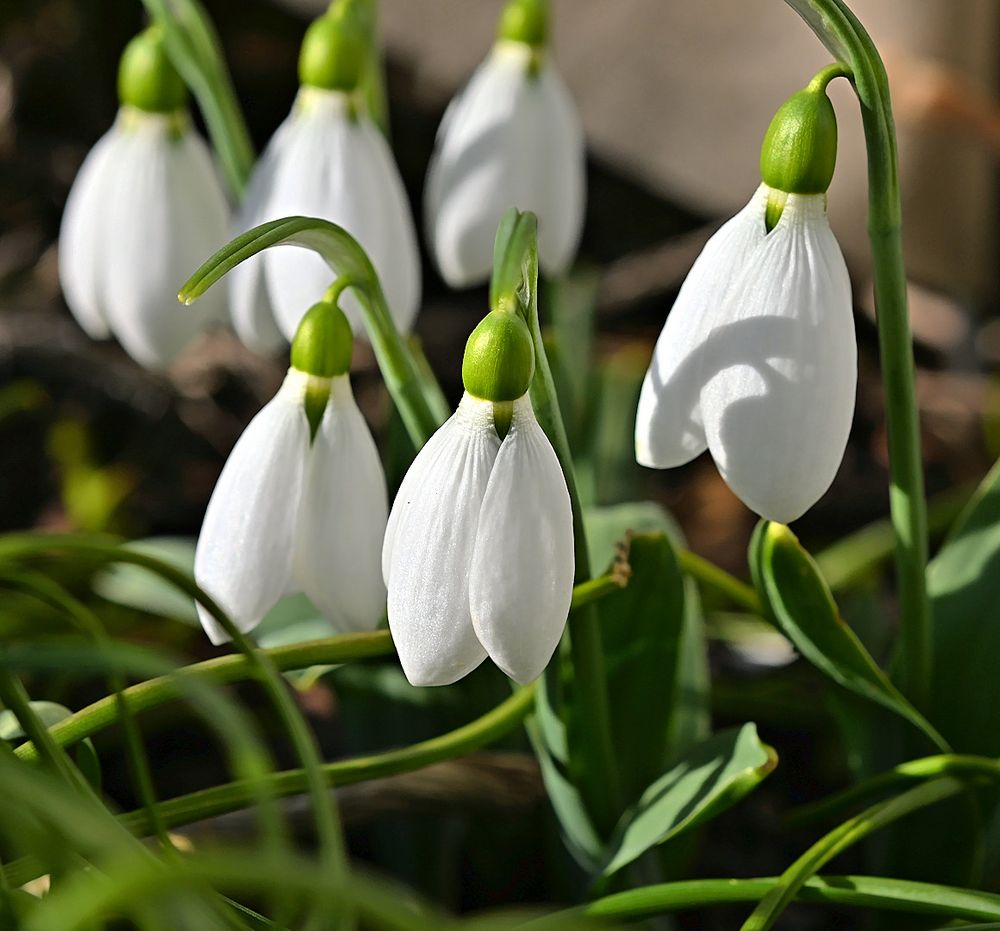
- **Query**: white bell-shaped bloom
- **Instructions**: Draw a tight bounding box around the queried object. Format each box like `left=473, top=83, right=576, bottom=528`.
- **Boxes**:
left=384, top=392, right=573, bottom=686
left=58, top=109, right=229, bottom=369
left=635, top=187, right=856, bottom=523
left=195, top=368, right=387, bottom=644
left=425, top=41, right=585, bottom=288
left=469, top=395, right=574, bottom=682
left=294, top=377, right=388, bottom=632
left=230, top=88, right=421, bottom=347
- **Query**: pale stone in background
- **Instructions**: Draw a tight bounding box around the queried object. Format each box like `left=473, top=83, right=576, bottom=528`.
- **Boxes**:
left=276, top=0, right=999, bottom=302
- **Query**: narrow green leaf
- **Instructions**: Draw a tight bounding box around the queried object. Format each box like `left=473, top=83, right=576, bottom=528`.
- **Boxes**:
left=601, top=724, right=776, bottom=877
left=92, top=536, right=198, bottom=622
left=598, top=532, right=704, bottom=805
left=753, top=522, right=949, bottom=753
left=928, top=457, right=1000, bottom=754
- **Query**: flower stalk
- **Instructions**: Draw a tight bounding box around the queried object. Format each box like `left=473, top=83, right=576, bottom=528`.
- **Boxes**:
left=784, top=0, right=931, bottom=705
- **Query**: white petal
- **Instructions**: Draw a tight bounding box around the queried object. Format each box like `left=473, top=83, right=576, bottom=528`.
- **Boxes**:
left=102, top=114, right=230, bottom=369
left=701, top=194, right=856, bottom=523
left=469, top=395, right=574, bottom=683
left=263, top=90, right=420, bottom=339
left=425, top=43, right=585, bottom=288
left=293, top=376, right=388, bottom=633
left=228, top=120, right=292, bottom=354
left=384, top=393, right=499, bottom=686
left=635, top=185, right=768, bottom=468
left=195, top=369, right=310, bottom=644
left=58, top=125, right=122, bottom=339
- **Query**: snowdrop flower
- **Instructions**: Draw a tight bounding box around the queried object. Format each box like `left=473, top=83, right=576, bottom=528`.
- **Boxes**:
left=635, top=71, right=856, bottom=523
left=425, top=0, right=585, bottom=287
left=58, top=27, right=228, bottom=369
left=229, top=7, right=420, bottom=352
left=195, top=299, right=387, bottom=644
left=384, top=308, right=574, bottom=686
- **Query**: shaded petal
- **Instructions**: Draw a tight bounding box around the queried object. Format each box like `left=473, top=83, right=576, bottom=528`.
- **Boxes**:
left=103, top=115, right=230, bottom=369
left=228, top=119, right=292, bottom=355
left=195, top=369, right=310, bottom=644
left=425, top=43, right=584, bottom=287
left=58, top=125, right=122, bottom=339
left=294, top=376, right=388, bottom=633
left=469, top=395, right=574, bottom=683
left=385, top=393, right=499, bottom=686
left=635, top=185, right=768, bottom=468
left=263, top=90, right=420, bottom=339
left=701, top=194, right=856, bottom=523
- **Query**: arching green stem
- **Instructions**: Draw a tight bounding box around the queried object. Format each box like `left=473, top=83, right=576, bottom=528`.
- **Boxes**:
left=784, top=0, right=931, bottom=706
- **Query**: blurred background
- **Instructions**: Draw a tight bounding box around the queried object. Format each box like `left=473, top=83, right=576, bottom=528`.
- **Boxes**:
left=1, top=0, right=998, bottom=926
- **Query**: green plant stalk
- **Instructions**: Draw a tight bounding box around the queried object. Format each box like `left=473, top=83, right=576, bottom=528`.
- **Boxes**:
left=179, top=216, right=442, bottom=446
left=741, top=776, right=963, bottom=930
left=119, top=684, right=536, bottom=838
left=570, top=874, right=1000, bottom=925
left=0, top=536, right=349, bottom=924
left=12, top=567, right=619, bottom=761
left=678, top=550, right=762, bottom=613
left=141, top=0, right=255, bottom=197
left=785, top=1, right=930, bottom=708
left=500, top=211, right=623, bottom=837
left=787, top=753, right=1000, bottom=828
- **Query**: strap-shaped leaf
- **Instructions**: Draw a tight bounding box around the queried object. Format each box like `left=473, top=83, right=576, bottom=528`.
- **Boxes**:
left=751, top=522, right=949, bottom=753
left=600, top=723, right=776, bottom=877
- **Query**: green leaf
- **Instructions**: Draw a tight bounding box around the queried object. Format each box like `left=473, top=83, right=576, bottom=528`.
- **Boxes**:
left=928, top=458, right=1000, bottom=754
left=0, top=701, right=101, bottom=791
left=598, top=532, right=706, bottom=805
left=600, top=724, right=776, bottom=877
left=752, top=521, right=949, bottom=753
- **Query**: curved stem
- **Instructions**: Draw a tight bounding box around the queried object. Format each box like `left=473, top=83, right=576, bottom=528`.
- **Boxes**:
left=785, top=0, right=931, bottom=707
left=678, top=550, right=762, bottom=613
left=787, top=753, right=1000, bottom=828
left=119, top=685, right=536, bottom=838
left=741, top=776, right=963, bottom=930
left=10, top=560, right=618, bottom=762
left=566, top=874, right=1000, bottom=925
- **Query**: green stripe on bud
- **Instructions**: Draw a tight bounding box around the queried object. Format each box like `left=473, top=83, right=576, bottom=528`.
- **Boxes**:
left=462, top=310, right=535, bottom=403
left=299, top=9, right=368, bottom=92
left=760, top=75, right=839, bottom=201
left=117, top=26, right=187, bottom=114
left=498, top=0, right=548, bottom=47
left=290, top=300, right=353, bottom=438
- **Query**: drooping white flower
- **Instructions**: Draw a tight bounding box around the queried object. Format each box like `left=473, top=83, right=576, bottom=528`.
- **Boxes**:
left=635, top=75, right=856, bottom=524
left=58, top=29, right=229, bottom=369
left=425, top=38, right=585, bottom=288
left=195, top=366, right=387, bottom=645
left=384, top=392, right=574, bottom=686
left=229, top=7, right=421, bottom=350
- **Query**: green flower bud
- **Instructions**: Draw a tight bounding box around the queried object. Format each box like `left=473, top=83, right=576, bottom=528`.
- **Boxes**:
left=498, top=0, right=548, bottom=47
left=299, top=11, right=368, bottom=92
left=117, top=26, right=187, bottom=114
left=462, top=310, right=535, bottom=403
left=291, top=301, right=353, bottom=378
left=759, top=80, right=838, bottom=197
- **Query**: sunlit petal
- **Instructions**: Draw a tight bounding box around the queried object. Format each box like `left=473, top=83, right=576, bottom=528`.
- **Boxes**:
left=469, top=396, right=574, bottom=683
left=701, top=194, right=856, bottom=522
left=385, top=393, right=499, bottom=686
left=635, top=185, right=768, bottom=468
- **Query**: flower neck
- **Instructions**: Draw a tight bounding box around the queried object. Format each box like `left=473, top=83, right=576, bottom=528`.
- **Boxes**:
left=295, top=85, right=360, bottom=122
left=116, top=105, right=189, bottom=140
